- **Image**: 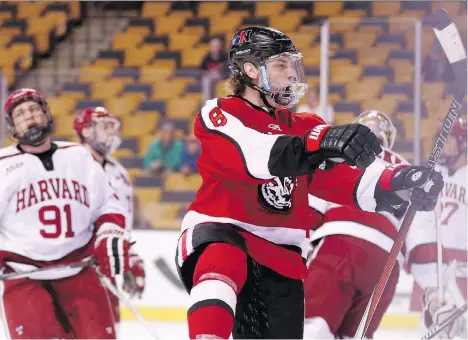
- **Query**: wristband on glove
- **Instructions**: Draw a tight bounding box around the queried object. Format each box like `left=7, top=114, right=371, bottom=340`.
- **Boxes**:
left=305, top=124, right=332, bottom=152
left=375, top=165, right=444, bottom=214
left=305, top=124, right=382, bottom=169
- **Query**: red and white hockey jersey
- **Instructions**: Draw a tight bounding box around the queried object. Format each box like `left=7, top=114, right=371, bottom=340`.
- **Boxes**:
left=0, top=142, right=125, bottom=278
left=406, top=164, right=467, bottom=309
left=308, top=148, right=409, bottom=254
left=103, top=157, right=133, bottom=231
left=179, top=96, right=389, bottom=279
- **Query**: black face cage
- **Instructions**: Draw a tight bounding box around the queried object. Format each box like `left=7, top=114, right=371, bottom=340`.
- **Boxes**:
left=6, top=97, right=53, bottom=143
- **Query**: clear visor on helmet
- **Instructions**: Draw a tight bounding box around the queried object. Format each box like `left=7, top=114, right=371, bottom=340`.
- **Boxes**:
left=259, top=52, right=308, bottom=108
left=89, top=116, right=122, bottom=156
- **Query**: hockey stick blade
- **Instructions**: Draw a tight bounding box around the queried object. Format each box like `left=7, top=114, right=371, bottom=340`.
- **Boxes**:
left=0, top=258, right=94, bottom=281
left=421, top=303, right=467, bottom=339
left=354, top=9, right=467, bottom=339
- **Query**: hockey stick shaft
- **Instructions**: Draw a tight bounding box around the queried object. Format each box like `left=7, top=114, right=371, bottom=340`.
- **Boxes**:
left=98, top=272, right=159, bottom=340
left=421, top=303, right=467, bottom=339
left=354, top=9, right=467, bottom=338
left=355, top=77, right=466, bottom=340
left=435, top=208, right=444, bottom=303
left=0, top=258, right=93, bottom=281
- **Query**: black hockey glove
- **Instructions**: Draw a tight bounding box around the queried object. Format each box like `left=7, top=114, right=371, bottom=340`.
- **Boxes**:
left=305, top=124, right=382, bottom=169
left=375, top=165, right=444, bottom=214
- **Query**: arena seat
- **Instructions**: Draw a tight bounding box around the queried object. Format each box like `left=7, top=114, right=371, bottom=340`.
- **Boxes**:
left=313, top=2, right=343, bottom=17
left=0, top=2, right=81, bottom=86
left=134, top=187, right=162, bottom=205
left=165, top=173, right=202, bottom=192
left=121, top=114, right=159, bottom=137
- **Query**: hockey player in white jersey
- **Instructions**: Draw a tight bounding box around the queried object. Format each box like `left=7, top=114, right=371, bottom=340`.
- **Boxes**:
left=304, top=110, right=410, bottom=339
left=406, top=116, right=467, bottom=338
left=73, top=106, right=146, bottom=334
left=0, top=88, right=130, bottom=339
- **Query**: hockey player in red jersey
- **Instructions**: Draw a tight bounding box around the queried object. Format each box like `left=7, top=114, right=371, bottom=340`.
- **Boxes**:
left=0, top=89, right=131, bottom=339
left=74, top=107, right=146, bottom=335
left=406, top=116, right=467, bottom=338
left=175, top=27, right=444, bottom=339
left=304, top=110, right=409, bottom=339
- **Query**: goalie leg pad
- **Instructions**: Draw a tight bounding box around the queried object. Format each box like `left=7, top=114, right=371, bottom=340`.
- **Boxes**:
left=188, top=243, right=248, bottom=340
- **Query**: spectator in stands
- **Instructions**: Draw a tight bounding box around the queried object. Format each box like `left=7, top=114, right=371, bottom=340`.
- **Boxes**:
left=180, top=135, right=200, bottom=176
left=297, top=88, right=335, bottom=124
left=143, top=121, right=183, bottom=175
left=200, top=37, right=228, bottom=104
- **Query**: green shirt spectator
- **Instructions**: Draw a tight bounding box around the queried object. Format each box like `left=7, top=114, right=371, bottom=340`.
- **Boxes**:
left=144, top=121, right=184, bottom=174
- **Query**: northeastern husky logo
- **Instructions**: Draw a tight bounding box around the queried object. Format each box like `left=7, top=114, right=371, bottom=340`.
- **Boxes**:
left=258, top=176, right=297, bottom=214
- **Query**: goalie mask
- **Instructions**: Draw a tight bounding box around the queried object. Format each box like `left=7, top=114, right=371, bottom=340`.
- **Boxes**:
left=354, top=110, right=397, bottom=149
left=228, top=26, right=308, bottom=108
left=4, top=88, right=53, bottom=146
left=74, top=107, right=121, bottom=157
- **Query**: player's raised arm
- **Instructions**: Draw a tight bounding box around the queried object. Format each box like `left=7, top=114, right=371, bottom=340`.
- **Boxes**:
left=197, top=97, right=383, bottom=183
left=310, top=147, right=444, bottom=215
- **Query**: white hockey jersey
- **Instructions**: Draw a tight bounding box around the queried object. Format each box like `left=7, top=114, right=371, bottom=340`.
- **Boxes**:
left=406, top=165, right=467, bottom=290
left=103, top=157, right=133, bottom=231
left=0, top=142, right=126, bottom=266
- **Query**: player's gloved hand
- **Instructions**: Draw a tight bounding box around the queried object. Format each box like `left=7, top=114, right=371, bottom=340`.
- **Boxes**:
left=93, top=224, right=131, bottom=279
left=305, top=123, right=382, bottom=169
left=422, top=261, right=466, bottom=339
left=122, top=253, right=145, bottom=299
left=375, top=165, right=444, bottom=214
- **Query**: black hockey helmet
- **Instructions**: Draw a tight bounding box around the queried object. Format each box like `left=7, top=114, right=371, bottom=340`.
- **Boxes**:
left=228, top=26, right=308, bottom=108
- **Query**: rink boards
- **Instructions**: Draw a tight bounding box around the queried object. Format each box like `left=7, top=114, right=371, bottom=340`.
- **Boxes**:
left=125, top=230, right=421, bottom=329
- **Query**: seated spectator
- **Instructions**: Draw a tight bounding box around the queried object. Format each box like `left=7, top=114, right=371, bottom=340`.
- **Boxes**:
left=201, top=37, right=228, bottom=104
left=180, top=135, right=200, bottom=176
left=143, top=121, right=184, bottom=175
left=296, top=88, right=335, bottom=124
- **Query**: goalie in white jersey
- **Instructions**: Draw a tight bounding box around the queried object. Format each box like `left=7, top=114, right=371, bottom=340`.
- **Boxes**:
left=73, top=106, right=146, bottom=334
left=406, top=116, right=467, bottom=339
left=304, top=110, right=409, bottom=339
left=0, top=88, right=131, bottom=339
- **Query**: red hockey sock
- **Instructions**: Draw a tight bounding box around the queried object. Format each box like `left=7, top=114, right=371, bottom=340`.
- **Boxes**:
left=188, top=305, right=233, bottom=339
left=187, top=243, right=247, bottom=339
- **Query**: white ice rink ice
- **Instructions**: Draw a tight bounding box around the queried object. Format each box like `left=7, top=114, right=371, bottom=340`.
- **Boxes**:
left=117, top=321, right=422, bottom=339
left=0, top=321, right=421, bottom=339
left=0, top=320, right=421, bottom=339
left=115, top=321, right=422, bottom=339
